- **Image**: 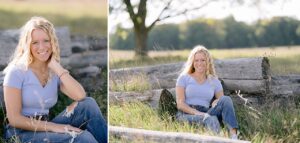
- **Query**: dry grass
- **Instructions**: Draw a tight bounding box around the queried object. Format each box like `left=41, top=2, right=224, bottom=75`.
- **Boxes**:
left=110, top=46, right=300, bottom=61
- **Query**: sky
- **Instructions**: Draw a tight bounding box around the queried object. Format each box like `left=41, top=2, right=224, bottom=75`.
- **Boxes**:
left=109, top=0, right=300, bottom=34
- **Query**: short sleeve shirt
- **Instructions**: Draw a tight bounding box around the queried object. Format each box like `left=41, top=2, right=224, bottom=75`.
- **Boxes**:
left=176, top=74, right=223, bottom=108
left=3, top=65, right=59, bottom=116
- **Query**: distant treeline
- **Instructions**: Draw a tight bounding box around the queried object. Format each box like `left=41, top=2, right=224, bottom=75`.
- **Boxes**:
left=110, top=16, right=300, bottom=50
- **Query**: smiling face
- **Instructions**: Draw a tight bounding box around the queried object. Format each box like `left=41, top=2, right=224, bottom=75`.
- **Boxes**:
left=193, top=52, right=207, bottom=74
left=30, top=28, right=52, bottom=63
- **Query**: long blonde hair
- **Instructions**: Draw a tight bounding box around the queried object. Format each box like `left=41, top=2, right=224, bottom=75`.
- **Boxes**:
left=4, top=16, right=60, bottom=73
left=181, top=45, right=216, bottom=77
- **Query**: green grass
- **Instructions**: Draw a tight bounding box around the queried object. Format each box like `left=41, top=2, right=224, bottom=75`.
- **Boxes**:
left=0, top=0, right=107, bottom=36
left=109, top=102, right=300, bottom=143
left=109, top=102, right=215, bottom=135
left=110, top=72, right=151, bottom=92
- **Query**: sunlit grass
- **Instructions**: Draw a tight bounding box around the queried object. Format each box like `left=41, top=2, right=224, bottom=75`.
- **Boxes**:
left=110, top=73, right=151, bottom=92
left=109, top=101, right=300, bottom=142
left=109, top=102, right=219, bottom=136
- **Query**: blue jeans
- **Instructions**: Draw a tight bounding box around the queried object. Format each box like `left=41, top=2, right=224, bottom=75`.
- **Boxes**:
left=176, top=96, right=238, bottom=134
left=4, top=97, right=107, bottom=143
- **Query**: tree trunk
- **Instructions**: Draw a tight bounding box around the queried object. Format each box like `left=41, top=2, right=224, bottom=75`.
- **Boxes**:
left=134, top=27, right=148, bottom=57
left=110, top=126, right=250, bottom=143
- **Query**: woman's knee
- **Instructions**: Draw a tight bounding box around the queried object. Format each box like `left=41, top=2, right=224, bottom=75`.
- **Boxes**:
left=79, top=97, right=99, bottom=109
left=220, top=96, right=233, bottom=104
left=74, top=130, right=97, bottom=143
left=204, top=116, right=221, bottom=133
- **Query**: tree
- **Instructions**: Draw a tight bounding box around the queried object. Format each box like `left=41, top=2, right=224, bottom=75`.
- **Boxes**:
left=110, top=0, right=214, bottom=57
left=110, top=0, right=282, bottom=57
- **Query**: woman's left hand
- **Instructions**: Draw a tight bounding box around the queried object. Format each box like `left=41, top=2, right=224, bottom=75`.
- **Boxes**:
left=48, top=56, right=64, bottom=75
left=211, top=99, right=219, bottom=108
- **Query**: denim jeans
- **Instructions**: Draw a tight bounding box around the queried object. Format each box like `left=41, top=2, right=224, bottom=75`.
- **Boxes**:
left=176, top=96, right=238, bottom=134
left=4, top=97, right=107, bottom=143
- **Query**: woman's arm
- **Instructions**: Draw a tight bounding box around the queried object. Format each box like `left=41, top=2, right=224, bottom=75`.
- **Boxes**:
left=4, top=86, right=81, bottom=133
left=176, top=86, right=205, bottom=115
left=211, top=90, right=224, bottom=107
left=48, top=57, right=86, bottom=101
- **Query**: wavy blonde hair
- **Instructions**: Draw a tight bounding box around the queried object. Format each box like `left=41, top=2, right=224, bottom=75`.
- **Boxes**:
left=4, top=16, right=60, bottom=72
left=181, top=45, right=216, bottom=77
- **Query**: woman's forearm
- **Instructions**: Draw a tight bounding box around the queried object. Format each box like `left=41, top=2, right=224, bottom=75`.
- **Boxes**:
left=177, top=102, right=204, bottom=115
left=49, top=58, right=86, bottom=101
left=9, top=115, right=58, bottom=132
left=59, top=72, right=86, bottom=101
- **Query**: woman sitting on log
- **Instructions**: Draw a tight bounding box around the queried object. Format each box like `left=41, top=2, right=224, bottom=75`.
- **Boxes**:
left=176, top=45, right=238, bottom=139
left=3, top=16, right=107, bottom=143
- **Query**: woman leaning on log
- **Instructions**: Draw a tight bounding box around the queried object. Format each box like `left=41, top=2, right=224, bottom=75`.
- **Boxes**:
left=3, top=16, right=107, bottom=143
left=176, top=45, right=239, bottom=139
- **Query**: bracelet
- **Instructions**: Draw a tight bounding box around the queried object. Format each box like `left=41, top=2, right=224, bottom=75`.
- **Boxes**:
left=59, top=70, right=69, bottom=78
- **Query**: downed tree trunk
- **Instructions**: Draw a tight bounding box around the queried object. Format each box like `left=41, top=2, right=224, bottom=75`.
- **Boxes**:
left=110, top=126, right=250, bottom=143
left=215, top=57, right=270, bottom=80
left=110, top=57, right=270, bottom=95
left=110, top=89, right=167, bottom=105
left=109, top=88, right=260, bottom=108
left=222, top=79, right=269, bottom=94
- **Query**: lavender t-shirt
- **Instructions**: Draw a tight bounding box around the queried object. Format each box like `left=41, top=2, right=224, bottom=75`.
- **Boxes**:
left=176, top=74, right=223, bottom=108
left=3, top=65, right=59, bottom=116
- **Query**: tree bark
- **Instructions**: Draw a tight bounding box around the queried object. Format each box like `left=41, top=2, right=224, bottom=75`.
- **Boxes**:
left=124, top=0, right=149, bottom=57
left=110, top=57, right=271, bottom=92
left=110, top=126, right=250, bottom=143
left=134, top=28, right=148, bottom=57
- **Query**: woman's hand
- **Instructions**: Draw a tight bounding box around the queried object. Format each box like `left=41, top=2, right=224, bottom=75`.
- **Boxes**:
left=48, top=122, right=82, bottom=133
left=48, top=56, right=64, bottom=75
left=211, top=99, right=219, bottom=108
left=194, top=110, right=205, bottom=116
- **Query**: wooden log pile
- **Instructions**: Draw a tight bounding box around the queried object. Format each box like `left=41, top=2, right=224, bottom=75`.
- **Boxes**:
left=110, top=57, right=271, bottom=97
left=110, top=57, right=300, bottom=107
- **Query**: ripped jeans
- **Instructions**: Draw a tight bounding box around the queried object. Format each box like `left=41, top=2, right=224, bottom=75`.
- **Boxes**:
left=4, top=97, right=107, bottom=143
left=176, top=96, right=238, bottom=134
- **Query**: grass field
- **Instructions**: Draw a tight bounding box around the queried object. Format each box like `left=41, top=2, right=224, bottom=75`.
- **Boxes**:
left=110, top=101, right=299, bottom=143
left=109, top=46, right=300, bottom=142
left=110, top=46, right=300, bottom=75
left=0, top=0, right=107, bottom=36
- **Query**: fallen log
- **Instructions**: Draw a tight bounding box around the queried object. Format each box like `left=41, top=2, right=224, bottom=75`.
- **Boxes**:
left=110, top=57, right=271, bottom=95
left=109, top=88, right=260, bottom=108
left=110, top=126, right=250, bottom=143
left=222, top=79, right=269, bottom=94
left=215, top=57, right=270, bottom=80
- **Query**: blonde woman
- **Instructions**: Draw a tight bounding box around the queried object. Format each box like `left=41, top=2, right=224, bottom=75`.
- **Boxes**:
left=176, top=45, right=238, bottom=139
left=3, top=17, right=107, bottom=143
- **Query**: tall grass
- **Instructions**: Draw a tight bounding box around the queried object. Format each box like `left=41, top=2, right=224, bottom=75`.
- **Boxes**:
left=110, top=72, right=151, bottom=92
left=109, top=101, right=300, bottom=143
left=109, top=102, right=216, bottom=136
